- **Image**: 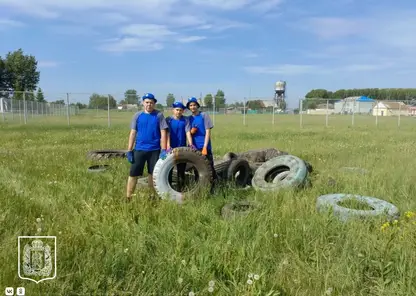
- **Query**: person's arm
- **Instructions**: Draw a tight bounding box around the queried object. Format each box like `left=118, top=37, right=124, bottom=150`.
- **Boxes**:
left=128, top=130, right=136, bottom=150
left=185, top=117, right=193, bottom=145
left=128, top=112, right=140, bottom=150
left=158, top=113, right=168, bottom=150
left=202, top=113, right=214, bottom=149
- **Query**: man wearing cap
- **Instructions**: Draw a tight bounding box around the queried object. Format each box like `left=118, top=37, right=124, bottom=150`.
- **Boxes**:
left=126, top=93, right=168, bottom=200
left=166, top=101, right=192, bottom=191
left=186, top=97, right=217, bottom=182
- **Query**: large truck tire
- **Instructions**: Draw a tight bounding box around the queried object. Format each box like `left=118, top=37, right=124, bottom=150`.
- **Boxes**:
left=152, top=147, right=213, bottom=203
left=252, top=155, right=308, bottom=192
left=316, top=194, right=400, bottom=222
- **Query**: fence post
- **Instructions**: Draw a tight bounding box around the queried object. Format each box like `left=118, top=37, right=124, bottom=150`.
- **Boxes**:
left=299, top=99, right=303, bottom=128
left=23, top=91, right=27, bottom=124
left=212, top=93, right=215, bottom=126
left=375, top=100, right=378, bottom=127
left=1, top=98, right=4, bottom=122
left=325, top=99, right=329, bottom=127
left=243, top=97, right=246, bottom=126
left=398, top=102, right=401, bottom=127
left=66, top=93, right=70, bottom=126
left=351, top=100, right=355, bottom=126
left=11, top=97, right=14, bottom=120
left=107, top=94, right=111, bottom=128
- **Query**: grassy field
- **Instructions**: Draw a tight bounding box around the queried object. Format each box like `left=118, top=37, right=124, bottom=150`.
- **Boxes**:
left=1, top=111, right=416, bottom=296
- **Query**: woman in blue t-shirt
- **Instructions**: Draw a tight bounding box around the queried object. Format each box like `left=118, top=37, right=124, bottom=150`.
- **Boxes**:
left=186, top=97, right=217, bottom=183
left=166, top=101, right=192, bottom=191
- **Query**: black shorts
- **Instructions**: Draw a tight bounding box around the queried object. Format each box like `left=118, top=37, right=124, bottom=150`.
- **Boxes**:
left=129, top=150, right=160, bottom=177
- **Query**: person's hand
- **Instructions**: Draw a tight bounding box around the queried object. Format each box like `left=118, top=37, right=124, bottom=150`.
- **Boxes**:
left=127, top=150, right=134, bottom=164
left=188, top=144, right=196, bottom=150
left=201, top=147, right=208, bottom=156
left=159, top=149, right=167, bottom=160
left=190, top=127, right=198, bottom=134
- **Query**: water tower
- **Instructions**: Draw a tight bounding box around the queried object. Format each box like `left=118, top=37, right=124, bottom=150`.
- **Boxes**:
left=274, top=80, right=286, bottom=109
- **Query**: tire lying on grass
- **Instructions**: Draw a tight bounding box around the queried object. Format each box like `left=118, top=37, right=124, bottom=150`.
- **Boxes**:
left=316, top=193, right=400, bottom=222
left=252, top=155, right=309, bottom=192
left=221, top=200, right=258, bottom=219
left=87, top=165, right=110, bottom=173
left=226, top=158, right=251, bottom=187
left=86, top=149, right=128, bottom=161
left=152, top=147, right=213, bottom=203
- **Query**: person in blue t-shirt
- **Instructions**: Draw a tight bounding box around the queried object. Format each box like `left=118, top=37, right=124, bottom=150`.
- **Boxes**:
left=186, top=97, right=217, bottom=182
left=126, top=93, right=168, bottom=200
left=166, top=101, right=192, bottom=191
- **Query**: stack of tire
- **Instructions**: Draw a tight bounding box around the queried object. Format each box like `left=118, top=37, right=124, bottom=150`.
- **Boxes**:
left=151, top=147, right=313, bottom=203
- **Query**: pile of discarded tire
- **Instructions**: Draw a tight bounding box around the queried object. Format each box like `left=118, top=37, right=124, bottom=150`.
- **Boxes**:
left=150, top=147, right=313, bottom=203
left=85, top=147, right=402, bottom=223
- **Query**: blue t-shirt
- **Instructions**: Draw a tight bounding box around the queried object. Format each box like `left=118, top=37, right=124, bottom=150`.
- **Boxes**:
left=188, top=112, right=214, bottom=151
left=130, top=110, right=168, bottom=151
left=166, top=116, right=190, bottom=148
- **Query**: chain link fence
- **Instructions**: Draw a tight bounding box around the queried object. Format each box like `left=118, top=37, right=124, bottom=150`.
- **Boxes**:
left=2, top=91, right=415, bottom=129
left=298, top=97, right=416, bottom=128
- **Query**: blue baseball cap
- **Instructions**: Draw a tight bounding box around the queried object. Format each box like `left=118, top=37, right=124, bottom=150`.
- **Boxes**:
left=142, top=93, right=157, bottom=103
left=172, top=101, right=186, bottom=109
left=186, top=97, right=200, bottom=109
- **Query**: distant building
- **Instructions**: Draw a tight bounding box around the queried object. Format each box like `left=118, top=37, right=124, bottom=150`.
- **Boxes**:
left=372, top=101, right=409, bottom=116
left=334, top=96, right=375, bottom=114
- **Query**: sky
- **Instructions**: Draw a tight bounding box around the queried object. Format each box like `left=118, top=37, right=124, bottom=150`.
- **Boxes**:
left=0, top=0, right=415, bottom=107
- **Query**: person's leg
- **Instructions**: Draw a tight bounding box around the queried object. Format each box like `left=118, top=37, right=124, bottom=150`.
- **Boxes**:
left=205, top=151, right=217, bottom=181
left=126, top=150, right=146, bottom=200
left=176, top=162, right=187, bottom=191
left=146, top=149, right=161, bottom=194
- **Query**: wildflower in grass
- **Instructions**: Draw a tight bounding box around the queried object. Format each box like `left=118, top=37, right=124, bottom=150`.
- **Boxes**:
left=248, top=273, right=253, bottom=279
left=405, top=211, right=415, bottom=219
left=36, top=218, right=41, bottom=223
left=208, top=280, right=215, bottom=287
left=36, top=228, right=42, bottom=233
left=247, top=279, right=253, bottom=285
left=381, top=222, right=390, bottom=231
left=188, top=291, right=195, bottom=296
left=177, top=277, right=183, bottom=284
left=208, top=286, right=214, bottom=293
left=253, top=274, right=260, bottom=280
left=273, top=233, right=278, bottom=238
left=124, top=248, right=128, bottom=253
left=181, top=260, right=186, bottom=266
left=393, top=219, right=399, bottom=225
left=325, top=287, right=333, bottom=295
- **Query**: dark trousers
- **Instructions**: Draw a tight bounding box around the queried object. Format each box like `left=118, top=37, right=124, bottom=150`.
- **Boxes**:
left=168, top=163, right=187, bottom=191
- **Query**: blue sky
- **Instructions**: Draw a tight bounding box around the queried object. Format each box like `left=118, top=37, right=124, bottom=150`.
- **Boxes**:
left=0, top=0, right=415, bottom=107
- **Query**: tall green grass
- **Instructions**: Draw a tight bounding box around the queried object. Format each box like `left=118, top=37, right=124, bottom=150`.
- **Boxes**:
left=1, top=112, right=416, bottom=295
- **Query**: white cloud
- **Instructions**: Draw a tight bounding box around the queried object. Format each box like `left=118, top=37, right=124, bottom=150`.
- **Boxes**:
left=0, top=0, right=279, bottom=52
left=244, top=64, right=322, bottom=75
left=177, top=36, right=206, bottom=43
left=0, top=18, right=24, bottom=29
left=244, top=62, right=395, bottom=76
left=98, top=38, right=163, bottom=52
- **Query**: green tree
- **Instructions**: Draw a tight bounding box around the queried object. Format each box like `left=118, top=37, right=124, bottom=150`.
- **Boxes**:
left=156, top=103, right=164, bottom=110
left=166, top=93, right=175, bottom=106
left=3, top=49, right=40, bottom=99
left=124, top=89, right=139, bottom=104
left=204, top=94, right=213, bottom=108
left=214, top=89, right=225, bottom=108
left=75, top=102, right=87, bottom=109
left=0, top=56, right=8, bottom=91
left=36, top=88, right=45, bottom=102
left=88, top=93, right=117, bottom=109
left=246, top=100, right=263, bottom=109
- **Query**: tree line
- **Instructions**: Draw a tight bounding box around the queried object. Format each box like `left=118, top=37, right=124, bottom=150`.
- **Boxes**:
left=305, top=88, right=416, bottom=101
